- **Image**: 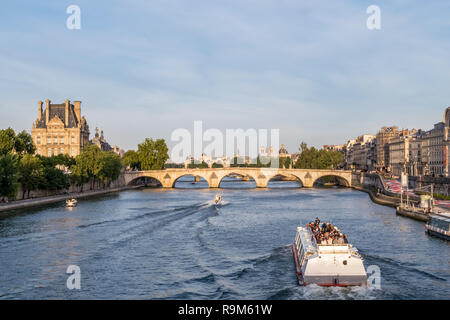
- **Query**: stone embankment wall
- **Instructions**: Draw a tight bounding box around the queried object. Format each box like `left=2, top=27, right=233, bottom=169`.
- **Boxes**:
left=15, top=173, right=127, bottom=201
left=351, top=172, right=420, bottom=207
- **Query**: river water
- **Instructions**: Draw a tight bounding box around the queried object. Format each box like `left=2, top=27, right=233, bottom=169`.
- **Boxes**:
left=0, top=178, right=449, bottom=300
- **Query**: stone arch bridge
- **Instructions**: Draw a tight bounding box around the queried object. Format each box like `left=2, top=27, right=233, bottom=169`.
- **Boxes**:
left=124, top=168, right=353, bottom=188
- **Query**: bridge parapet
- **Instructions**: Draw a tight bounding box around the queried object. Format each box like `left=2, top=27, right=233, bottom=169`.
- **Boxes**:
left=123, top=168, right=353, bottom=189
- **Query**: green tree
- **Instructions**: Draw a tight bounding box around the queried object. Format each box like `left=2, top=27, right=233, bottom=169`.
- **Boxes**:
left=70, top=159, right=89, bottom=191
left=188, top=161, right=209, bottom=169
left=279, top=156, right=292, bottom=168
left=0, top=128, right=16, bottom=156
left=300, top=141, right=308, bottom=153
left=256, top=156, right=271, bottom=167
left=137, top=138, right=169, bottom=170
left=70, top=144, right=103, bottom=190
left=0, top=154, right=19, bottom=200
left=38, top=154, right=76, bottom=169
left=230, top=156, right=247, bottom=167
left=41, top=167, right=70, bottom=191
left=15, top=130, right=35, bottom=155
left=97, top=152, right=122, bottom=184
left=122, top=150, right=140, bottom=170
left=18, top=154, right=44, bottom=199
left=71, top=145, right=123, bottom=190
left=294, top=143, right=342, bottom=169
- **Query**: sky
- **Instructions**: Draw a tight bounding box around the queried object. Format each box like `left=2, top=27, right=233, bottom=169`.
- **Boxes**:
left=1, top=0, right=450, bottom=158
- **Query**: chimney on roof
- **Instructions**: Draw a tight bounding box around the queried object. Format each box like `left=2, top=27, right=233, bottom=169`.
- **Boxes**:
left=65, top=99, right=70, bottom=127
left=38, top=100, right=43, bottom=120
left=45, top=99, right=50, bottom=124
left=73, top=101, right=81, bottom=123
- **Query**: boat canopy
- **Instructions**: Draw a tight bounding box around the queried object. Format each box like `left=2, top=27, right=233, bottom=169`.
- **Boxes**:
left=296, top=227, right=317, bottom=254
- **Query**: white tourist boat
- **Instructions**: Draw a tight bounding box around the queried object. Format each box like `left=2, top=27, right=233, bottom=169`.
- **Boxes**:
left=292, top=224, right=367, bottom=286
left=66, top=198, right=77, bottom=207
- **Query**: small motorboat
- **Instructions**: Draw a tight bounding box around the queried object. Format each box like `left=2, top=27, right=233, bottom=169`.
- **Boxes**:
left=66, top=198, right=77, bottom=207
left=214, top=194, right=222, bottom=205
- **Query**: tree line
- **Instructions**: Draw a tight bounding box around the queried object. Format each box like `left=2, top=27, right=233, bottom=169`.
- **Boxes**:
left=293, top=142, right=343, bottom=169
left=121, top=138, right=169, bottom=171
left=0, top=127, right=169, bottom=201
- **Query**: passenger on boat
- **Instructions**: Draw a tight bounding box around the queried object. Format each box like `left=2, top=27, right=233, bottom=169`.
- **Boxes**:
left=308, top=219, right=348, bottom=245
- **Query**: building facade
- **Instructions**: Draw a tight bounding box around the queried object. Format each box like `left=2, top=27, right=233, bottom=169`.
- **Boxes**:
left=376, top=126, right=399, bottom=171
left=422, top=122, right=446, bottom=176
left=343, top=139, right=356, bottom=170
left=31, top=99, right=90, bottom=157
left=351, top=135, right=376, bottom=171
left=407, top=133, right=424, bottom=176
left=443, top=107, right=450, bottom=176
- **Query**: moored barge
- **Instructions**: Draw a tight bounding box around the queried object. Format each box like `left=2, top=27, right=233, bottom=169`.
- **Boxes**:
left=425, top=213, right=450, bottom=241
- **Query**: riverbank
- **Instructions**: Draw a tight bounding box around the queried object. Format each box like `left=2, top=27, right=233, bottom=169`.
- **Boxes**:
left=352, top=185, right=400, bottom=208
left=0, top=185, right=143, bottom=213
left=352, top=184, right=450, bottom=222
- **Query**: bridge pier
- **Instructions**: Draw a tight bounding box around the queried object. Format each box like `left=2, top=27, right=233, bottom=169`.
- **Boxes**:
left=303, top=181, right=314, bottom=188
left=255, top=180, right=268, bottom=188
left=208, top=180, right=220, bottom=188
left=162, top=179, right=173, bottom=188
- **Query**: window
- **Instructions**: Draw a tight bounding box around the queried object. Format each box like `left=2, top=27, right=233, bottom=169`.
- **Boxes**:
left=37, top=135, right=41, bottom=144
left=60, top=148, right=64, bottom=154
left=71, top=148, right=75, bottom=156
left=48, top=149, right=51, bottom=156
left=60, top=136, right=64, bottom=144
left=71, top=135, right=75, bottom=144
left=37, top=148, right=41, bottom=155
left=47, top=136, right=51, bottom=144
left=54, top=136, right=58, bottom=144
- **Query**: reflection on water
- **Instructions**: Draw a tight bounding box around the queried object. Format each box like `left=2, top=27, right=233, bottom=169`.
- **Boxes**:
left=0, top=180, right=449, bottom=299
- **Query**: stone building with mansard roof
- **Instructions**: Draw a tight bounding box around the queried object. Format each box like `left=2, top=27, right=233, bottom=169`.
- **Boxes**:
left=31, top=99, right=90, bottom=157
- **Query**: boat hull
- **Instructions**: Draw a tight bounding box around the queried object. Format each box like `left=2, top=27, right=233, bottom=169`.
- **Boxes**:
left=292, top=244, right=366, bottom=287
left=292, top=244, right=304, bottom=285
left=396, top=207, right=429, bottom=222
left=425, top=228, right=450, bottom=241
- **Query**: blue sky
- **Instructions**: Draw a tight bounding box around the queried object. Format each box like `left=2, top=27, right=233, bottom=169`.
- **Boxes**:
left=1, top=0, right=450, bottom=155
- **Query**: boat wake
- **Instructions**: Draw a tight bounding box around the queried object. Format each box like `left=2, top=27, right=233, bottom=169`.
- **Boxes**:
left=297, top=283, right=378, bottom=300
left=360, top=251, right=447, bottom=282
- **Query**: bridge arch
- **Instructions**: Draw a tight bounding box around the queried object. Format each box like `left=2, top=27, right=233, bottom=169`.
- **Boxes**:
left=218, top=171, right=257, bottom=188
left=172, top=173, right=210, bottom=188
left=126, top=174, right=163, bottom=187
left=312, top=174, right=350, bottom=187
left=266, top=173, right=304, bottom=188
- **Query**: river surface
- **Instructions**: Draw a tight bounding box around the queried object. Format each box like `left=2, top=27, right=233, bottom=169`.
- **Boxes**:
left=0, top=178, right=449, bottom=299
